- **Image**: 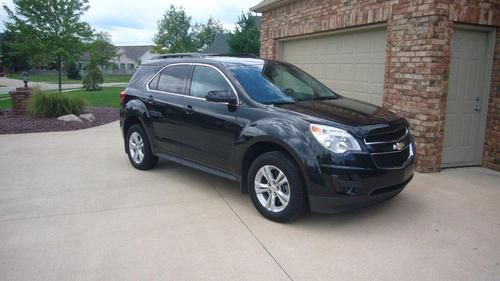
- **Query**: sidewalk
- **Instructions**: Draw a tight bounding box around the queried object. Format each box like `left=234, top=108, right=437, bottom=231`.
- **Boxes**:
left=0, top=77, right=127, bottom=94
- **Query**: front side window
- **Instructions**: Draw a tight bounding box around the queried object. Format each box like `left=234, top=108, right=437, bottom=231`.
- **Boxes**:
left=228, top=62, right=337, bottom=104
left=190, top=66, right=232, bottom=98
left=156, top=65, right=192, bottom=94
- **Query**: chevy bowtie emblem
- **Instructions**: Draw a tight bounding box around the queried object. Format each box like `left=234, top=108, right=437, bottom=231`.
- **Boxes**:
left=393, top=142, right=405, bottom=151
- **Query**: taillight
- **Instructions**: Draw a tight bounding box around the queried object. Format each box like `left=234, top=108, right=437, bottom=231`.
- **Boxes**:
left=119, top=90, right=127, bottom=105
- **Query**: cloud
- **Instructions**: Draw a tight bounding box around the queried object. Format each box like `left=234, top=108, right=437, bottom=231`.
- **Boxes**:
left=0, top=0, right=259, bottom=45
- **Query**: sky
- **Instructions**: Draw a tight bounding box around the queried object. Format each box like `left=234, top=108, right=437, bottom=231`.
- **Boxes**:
left=0, top=0, right=260, bottom=45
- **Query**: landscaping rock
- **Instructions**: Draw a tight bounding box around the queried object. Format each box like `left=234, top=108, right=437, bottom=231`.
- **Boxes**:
left=79, top=113, right=96, bottom=122
left=57, top=114, right=82, bottom=122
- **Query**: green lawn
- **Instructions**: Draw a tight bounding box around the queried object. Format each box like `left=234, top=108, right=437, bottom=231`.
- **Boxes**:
left=0, top=94, right=11, bottom=109
left=8, top=73, right=132, bottom=84
left=65, top=87, right=123, bottom=108
left=0, top=87, right=124, bottom=110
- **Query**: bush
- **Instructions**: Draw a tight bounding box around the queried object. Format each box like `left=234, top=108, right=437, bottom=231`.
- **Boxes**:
left=66, top=61, right=82, bottom=80
left=82, top=62, right=104, bottom=91
left=28, top=92, right=87, bottom=118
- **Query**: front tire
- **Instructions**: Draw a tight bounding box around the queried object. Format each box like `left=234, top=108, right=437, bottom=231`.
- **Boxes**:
left=248, top=151, right=309, bottom=222
left=126, top=124, right=158, bottom=170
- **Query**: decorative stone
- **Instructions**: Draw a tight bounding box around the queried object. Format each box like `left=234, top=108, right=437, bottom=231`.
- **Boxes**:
left=9, top=87, right=33, bottom=115
left=57, top=114, right=82, bottom=122
left=79, top=113, right=96, bottom=122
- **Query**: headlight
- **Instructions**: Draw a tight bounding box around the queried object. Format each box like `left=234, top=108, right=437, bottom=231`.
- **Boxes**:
left=309, top=124, right=361, bottom=154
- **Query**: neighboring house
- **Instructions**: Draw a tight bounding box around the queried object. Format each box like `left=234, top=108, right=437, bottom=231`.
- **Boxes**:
left=204, top=33, right=230, bottom=54
left=252, top=0, right=500, bottom=173
left=79, top=45, right=154, bottom=74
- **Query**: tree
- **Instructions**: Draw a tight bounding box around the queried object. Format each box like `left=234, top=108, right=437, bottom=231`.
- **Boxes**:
left=82, top=61, right=103, bottom=91
left=88, top=32, right=117, bottom=71
left=193, top=17, right=224, bottom=51
left=153, top=5, right=194, bottom=53
left=3, top=0, right=94, bottom=92
left=227, top=12, right=260, bottom=56
left=66, top=61, right=81, bottom=80
left=153, top=5, right=224, bottom=53
left=0, top=29, right=30, bottom=73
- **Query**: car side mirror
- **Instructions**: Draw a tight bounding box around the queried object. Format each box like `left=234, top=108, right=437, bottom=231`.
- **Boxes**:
left=206, top=90, right=237, bottom=105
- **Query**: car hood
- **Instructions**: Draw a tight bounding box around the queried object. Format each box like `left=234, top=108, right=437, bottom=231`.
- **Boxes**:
left=274, top=97, right=405, bottom=135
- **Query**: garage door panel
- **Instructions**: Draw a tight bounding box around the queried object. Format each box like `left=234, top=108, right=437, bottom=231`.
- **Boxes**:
left=281, top=28, right=386, bottom=106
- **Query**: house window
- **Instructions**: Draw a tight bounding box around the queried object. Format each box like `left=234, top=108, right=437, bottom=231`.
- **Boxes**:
left=128, top=63, right=135, bottom=70
left=120, top=63, right=125, bottom=70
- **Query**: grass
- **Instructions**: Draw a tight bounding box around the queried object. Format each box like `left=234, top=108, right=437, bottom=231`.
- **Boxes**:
left=0, top=94, right=11, bottom=109
left=7, top=73, right=132, bottom=84
left=0, top=87, right=124, bottom=110
left=64, top=87, right=123, bottom=108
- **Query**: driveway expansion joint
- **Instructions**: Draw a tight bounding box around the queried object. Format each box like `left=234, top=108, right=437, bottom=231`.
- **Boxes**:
left=210, top=183, right=294, bottom=281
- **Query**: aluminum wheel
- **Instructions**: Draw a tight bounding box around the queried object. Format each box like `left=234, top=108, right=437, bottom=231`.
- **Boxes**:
left=129, top=131, right=145, bottom=164
left=254, top=165, right=290, bottom=213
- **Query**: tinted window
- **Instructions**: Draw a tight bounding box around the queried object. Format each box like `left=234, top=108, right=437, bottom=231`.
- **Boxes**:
left=129, top=65, right=163, bottom=88
left=228, top=62, right=337, bottom=104
left=148, top=74, right=160, bottom=90
left=156, top=65, right=191, bottom=94
left=190, top=66, right=232, bottom=98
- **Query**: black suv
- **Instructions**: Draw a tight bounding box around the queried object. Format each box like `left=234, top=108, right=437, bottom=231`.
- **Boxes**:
left=120, top=53, right=415, bottom=222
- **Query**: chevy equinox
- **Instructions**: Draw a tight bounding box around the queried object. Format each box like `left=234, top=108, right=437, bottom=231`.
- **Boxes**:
left=120, top=53, right=415, bottom=222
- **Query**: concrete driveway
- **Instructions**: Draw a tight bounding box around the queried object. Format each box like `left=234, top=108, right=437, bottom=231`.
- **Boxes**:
left=0, top=122, right=499, bottom=281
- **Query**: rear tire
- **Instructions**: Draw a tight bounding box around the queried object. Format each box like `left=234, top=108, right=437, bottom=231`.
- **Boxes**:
left=126, top=124, right=158, bottom=170
left=247, top=151, right=309, bottom=222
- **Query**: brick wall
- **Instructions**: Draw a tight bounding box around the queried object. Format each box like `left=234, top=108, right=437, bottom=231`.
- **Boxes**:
left=258, top=0, right=500, bottom=172
left=483, top=30, right=500, bottom=171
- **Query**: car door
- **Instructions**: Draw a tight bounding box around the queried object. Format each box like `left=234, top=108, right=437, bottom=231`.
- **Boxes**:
left=146, top=64, right=193, bottom=156
left=182, top=64, right=240, bottom=172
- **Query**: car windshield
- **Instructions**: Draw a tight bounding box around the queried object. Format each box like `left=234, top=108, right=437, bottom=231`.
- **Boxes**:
left=228, top=61, right=338, bottom=104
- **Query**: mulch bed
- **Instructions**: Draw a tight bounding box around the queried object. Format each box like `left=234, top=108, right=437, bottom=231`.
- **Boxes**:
left=0, top=107, right=119, bottom=134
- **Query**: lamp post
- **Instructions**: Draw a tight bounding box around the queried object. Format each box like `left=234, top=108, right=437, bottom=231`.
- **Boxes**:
left=21, top=71, right=29, bottom=88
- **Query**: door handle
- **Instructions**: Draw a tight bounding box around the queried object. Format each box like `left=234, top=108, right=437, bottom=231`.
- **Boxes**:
left=473, top=105, right=481, bottom=111
left=146, top=95, right=155, bottom=104
left=185, top=105, right=194, bottom=115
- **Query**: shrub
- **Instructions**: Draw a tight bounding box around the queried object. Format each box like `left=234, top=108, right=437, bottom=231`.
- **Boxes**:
left=82, top=62, right=103, bottom=91
left=28, top=92, right=87, bottom=118
left=66, top=61, right=82, bottom=80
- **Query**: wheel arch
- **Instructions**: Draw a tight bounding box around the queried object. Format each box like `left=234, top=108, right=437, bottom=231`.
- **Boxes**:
left=122, top=99, right=155, bottom=153
left=238, top=138, right=309, bottom=194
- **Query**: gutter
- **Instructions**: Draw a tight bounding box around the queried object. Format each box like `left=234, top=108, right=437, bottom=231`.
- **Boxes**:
left=250, top=0, right=299, bottom=12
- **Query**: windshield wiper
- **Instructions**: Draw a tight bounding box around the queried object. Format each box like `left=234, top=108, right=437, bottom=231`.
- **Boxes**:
left=312, top=96, right=338, bottom=100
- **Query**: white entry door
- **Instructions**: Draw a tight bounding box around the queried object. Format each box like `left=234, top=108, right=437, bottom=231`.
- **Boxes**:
left=442, top=28, right=492, bottom=167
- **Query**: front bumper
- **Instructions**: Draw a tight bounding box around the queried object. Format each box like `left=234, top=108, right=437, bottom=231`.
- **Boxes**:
left=308, top=159, right=415, bottom=214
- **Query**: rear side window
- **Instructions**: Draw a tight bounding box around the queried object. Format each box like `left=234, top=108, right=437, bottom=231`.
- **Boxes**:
left=128, top=65, right=163, bottom=89
left=155, top=65, right=192, bottom=94
left=190, top=66, right=232, bottom=98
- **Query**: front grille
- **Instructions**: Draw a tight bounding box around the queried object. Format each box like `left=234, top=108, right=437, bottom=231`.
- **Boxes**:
left=372, top=146, right=411, bottom=169
left=365, top=127, right=408, bottom=144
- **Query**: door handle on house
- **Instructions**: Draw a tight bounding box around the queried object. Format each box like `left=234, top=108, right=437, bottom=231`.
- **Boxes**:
left=473, top=105, right=481, bottom=111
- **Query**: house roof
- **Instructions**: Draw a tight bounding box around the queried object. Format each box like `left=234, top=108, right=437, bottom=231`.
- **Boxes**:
left=118, top=45, right=153, bottom=61
left=203, top=33, right=230, bottom=53
left=251, top=0, right=298, bottom=12
left=80, top=45, right=153, bottom=63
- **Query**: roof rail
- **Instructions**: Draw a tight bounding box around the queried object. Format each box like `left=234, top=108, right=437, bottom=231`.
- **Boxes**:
left=150, top=52, right=259, bottom=60
left=203, top=53, right=259, bottom=58
left=150, top=53, right=203, bottom=59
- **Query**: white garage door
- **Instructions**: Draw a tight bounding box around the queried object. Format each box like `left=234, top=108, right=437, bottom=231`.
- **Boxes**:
left=280, top=28, right=387, bottom=106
